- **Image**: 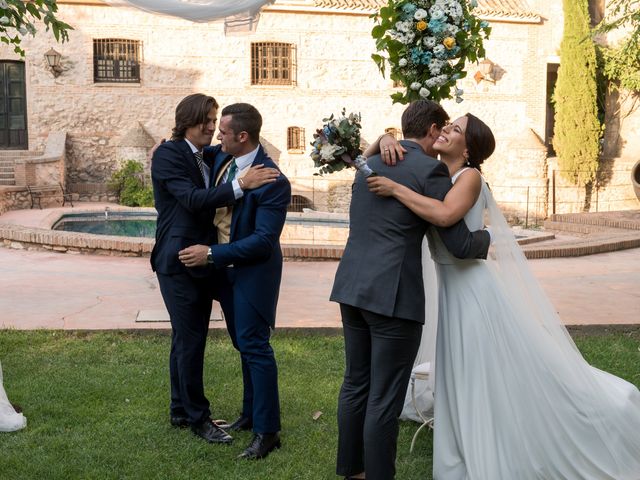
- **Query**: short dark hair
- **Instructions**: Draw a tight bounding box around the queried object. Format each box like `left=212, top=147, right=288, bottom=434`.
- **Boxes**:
left=171, top=93, right=219, bottom=141
left=464, top=113, right=495, bottom=172
left=221, top=103, right=262, bottom=144
left=401, top=100, right=449, bottom=139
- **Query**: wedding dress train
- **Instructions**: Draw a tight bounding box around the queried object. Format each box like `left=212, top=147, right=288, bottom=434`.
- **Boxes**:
left=0, top=361, right=26, bottom=432
left=403, top=169, right=640, bottom=479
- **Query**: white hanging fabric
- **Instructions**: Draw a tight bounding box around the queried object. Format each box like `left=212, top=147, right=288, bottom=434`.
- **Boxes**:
left=101, top=0, right=275, bottom=23
left=0, top=361, right=27, bottom=432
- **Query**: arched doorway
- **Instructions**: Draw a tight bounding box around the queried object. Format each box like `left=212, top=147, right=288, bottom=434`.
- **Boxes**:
left=0, top=61, right=27, bottom=149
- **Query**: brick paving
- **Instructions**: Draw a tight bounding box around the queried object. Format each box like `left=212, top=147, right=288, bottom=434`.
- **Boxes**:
left=0, top=205, right=638, bottom=330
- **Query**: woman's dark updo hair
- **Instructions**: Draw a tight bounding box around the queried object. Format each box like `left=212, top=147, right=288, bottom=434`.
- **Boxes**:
left=464, top=113, right=495, bottom=172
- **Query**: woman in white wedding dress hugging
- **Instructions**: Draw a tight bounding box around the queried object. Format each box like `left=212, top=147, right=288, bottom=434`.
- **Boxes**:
left=366, top=113, right=640, bottom=480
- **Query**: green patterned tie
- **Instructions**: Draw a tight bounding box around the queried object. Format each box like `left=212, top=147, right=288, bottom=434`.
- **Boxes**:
left=226, top=158, right=238, bottom=183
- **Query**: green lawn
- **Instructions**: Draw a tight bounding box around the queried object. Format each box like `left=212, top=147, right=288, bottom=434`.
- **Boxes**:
left=0, top=329, right=637, bottom=480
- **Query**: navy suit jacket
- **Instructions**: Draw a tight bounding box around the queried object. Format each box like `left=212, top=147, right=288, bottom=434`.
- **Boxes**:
left=209, top=144, right=291, bottom=327
left=150, top=140, right=235, bottom=277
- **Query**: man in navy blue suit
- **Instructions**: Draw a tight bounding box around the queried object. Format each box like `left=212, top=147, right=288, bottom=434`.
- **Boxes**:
left=151, top=94, right=279, bottom=445
left=179, top=103, right=291, bottom=460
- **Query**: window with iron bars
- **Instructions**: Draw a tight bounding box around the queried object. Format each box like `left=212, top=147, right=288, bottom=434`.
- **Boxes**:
left=93, top=39, right=141, bottom=83
left=287, top=126, right=305, bottom=152
left=385, top=127, right=403, bottom=140
left=251, top=42, right=296, bottom=86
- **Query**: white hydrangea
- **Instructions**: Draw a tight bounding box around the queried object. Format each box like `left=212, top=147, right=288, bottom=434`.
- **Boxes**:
left=419, top=87, right=430, bottom=98
left=319, top=143, right=341, bottom=161
left=398, top=58, right=408, bottom=67
left=423, top=37, right=437, bottom=48
left=445, top=24, right=460, bottom=35
left=436, top=74, right=449, bottom=85
left=425, top=78, right=438, bottom=88
left=414, top=8, right=428, bottom=20
left=429, top=5, right=446, bottom=21
left=433, top=45, right=446, bottom=58
left=428, top=59, right=445, bottom=75
left=410, top=82, right=422, bottom=90
left=395, top=21, right=412, bottom=33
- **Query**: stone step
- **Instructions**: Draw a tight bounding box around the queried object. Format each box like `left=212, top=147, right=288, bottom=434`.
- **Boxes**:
left=0, top=150, right=37, bottom=157
left=0, top=165, right=14, bottom=172
left=543, top=220, right=610, bottom=235
left=0, top=179, right=15, bottom=185
left=547, top=211, right=640, bottom=231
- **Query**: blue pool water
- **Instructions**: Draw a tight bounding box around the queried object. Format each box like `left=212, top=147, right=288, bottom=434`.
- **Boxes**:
left=52, top=211, right=349, bottom=239
left=53, top=213, right=157, bottom=238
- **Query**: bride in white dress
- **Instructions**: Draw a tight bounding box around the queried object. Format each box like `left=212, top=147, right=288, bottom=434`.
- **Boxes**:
left=368, top=114, right=640, bottom=479
left=0, top=360, right=26, bottom=432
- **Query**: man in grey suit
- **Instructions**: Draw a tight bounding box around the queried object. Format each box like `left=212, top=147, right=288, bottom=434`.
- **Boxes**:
left=331, top=100, right=490, bottom=480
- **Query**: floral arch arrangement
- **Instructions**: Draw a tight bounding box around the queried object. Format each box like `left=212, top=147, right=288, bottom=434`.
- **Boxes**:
left=372, top=0, right=491, bottom=104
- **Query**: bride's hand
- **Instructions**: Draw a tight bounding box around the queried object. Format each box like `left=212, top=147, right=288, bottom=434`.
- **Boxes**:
left=367, top=176, right=398, bottom=197
left=380, top=134, right=406, bottom=166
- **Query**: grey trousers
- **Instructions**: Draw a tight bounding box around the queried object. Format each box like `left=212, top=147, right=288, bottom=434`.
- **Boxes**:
left=336, top=304, right=422, bottom=480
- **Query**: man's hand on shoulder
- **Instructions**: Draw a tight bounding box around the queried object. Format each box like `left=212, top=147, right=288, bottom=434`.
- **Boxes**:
left=241, top=164, right=280, bottom=190
left=148, top=138, right=167, bottom=163
left=178, top=244, right=209, bottom=267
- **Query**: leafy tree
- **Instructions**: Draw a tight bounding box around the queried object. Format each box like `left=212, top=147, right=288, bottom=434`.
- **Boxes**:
left=0, top=0, right=72, bottom=56
left=553, top=0, right=602, bottom=187
left=593, top=0, right=640, bottom=92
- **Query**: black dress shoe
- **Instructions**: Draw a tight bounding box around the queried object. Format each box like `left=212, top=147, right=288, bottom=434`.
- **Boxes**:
left=191, top=418, right=233, bottom=444
left=238, top=432, right=281, bottom=459
left=227, top=415, right=253, bottom=432
left=170, top=414, right=189, bottom=428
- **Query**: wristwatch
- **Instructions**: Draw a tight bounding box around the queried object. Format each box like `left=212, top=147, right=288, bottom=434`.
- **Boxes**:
left=207, top=247, right=213, bottom=264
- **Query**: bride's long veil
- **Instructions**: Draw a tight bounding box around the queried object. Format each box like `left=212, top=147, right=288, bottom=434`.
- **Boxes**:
left=399, top=235, right=438, bottom=421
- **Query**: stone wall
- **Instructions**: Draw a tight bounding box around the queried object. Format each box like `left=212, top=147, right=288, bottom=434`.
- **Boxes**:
left=0, top=1, right=636, bottom=216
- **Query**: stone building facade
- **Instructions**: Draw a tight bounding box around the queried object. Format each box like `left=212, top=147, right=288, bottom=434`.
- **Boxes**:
left=0, top=0, right=636, bottom=216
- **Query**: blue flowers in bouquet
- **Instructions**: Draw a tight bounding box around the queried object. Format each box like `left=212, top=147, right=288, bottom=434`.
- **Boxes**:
left=371, top=0, right=491, bottom=104
left=310, top=109, right=374, bottom=177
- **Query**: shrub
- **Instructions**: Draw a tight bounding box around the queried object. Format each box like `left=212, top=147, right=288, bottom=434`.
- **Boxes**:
left=108, top=160, right=154, bottom=207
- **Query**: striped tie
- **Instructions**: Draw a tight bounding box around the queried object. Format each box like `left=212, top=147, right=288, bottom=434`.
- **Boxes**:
left=194, top=151, right=207, bottom=183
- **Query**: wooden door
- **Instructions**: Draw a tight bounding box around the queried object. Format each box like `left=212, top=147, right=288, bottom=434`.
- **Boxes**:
left=0, top=61, right=27, bottom=149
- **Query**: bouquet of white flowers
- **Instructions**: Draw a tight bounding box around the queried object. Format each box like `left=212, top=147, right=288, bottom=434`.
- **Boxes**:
left=372, top=0, right=491, bottom=104
left=310, top=109, right=375, bottom=177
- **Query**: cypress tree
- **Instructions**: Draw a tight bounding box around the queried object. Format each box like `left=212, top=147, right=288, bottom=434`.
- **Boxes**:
left=553, top=0, right=602, bottom=186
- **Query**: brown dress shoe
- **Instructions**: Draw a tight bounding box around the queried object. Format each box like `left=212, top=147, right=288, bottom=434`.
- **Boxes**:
left=191, top=418, right=233, bottom=444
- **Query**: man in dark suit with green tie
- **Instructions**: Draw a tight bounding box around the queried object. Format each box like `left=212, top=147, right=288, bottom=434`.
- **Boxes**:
left=151, top=94, right=278, bottom=445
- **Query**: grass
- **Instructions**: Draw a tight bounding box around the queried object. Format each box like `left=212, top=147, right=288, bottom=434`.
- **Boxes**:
left=0, top=329, right=638, bottom=480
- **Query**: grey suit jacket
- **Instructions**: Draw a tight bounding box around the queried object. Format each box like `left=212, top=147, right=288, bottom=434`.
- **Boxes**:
left=330, top=140, right=490, bottom=323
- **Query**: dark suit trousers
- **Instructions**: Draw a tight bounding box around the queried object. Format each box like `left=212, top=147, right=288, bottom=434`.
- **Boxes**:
left=336, top=304, right=422, bottom=480
left=218, top=272, right=281, bottom=434
left=157, top=272, right=213, bottom=425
